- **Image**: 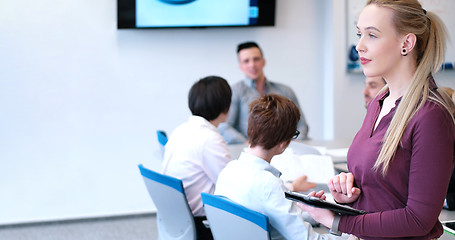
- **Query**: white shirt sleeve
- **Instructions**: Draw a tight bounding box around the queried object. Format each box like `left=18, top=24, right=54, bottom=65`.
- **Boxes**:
left=201, top=130, right=231, bottom=183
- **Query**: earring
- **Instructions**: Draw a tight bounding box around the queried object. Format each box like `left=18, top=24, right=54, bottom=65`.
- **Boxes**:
left=402, top=49, right=407, bottom=56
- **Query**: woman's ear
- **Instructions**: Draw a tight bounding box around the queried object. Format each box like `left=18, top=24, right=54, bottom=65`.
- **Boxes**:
left=401, top=33, right=417, bottom=55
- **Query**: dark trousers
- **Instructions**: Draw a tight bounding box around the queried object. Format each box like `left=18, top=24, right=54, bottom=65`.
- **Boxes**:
left=194, top=216, right=214, bottom=240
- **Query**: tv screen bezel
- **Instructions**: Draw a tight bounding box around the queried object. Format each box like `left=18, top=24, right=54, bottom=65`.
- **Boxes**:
left=117, top=0, right=276, bottom=29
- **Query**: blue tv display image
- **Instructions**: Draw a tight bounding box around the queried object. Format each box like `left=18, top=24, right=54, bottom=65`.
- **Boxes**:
left=118, top=0, right=275, bottom=29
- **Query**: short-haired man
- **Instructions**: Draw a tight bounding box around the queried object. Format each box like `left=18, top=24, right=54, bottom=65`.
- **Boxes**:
left=215, top=94, right=346, bottom=240
left=219, top=41, right=309, bottom=144
left=363, top=76, right=386, bottom=108
left=163, top=76, right=232, bottom=240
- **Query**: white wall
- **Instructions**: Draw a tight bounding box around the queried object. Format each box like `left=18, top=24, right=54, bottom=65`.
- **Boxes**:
left=0, top=0, right=331, bottom=224
left=1, top=0, right=454, bottom=224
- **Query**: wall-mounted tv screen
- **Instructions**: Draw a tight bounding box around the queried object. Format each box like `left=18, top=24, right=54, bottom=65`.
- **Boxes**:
left=117, top=0, right=276, bottom=29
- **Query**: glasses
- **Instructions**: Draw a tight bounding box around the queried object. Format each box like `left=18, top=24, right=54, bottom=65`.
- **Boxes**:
left=292, top=130, right=300, bottom=140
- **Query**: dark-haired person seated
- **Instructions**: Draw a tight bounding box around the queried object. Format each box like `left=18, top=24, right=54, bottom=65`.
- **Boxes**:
left=215, top=94, right=346, bottom=240
left=218, top=41, right=309, bottom=144
left=162, top=76, right=232, bottom=240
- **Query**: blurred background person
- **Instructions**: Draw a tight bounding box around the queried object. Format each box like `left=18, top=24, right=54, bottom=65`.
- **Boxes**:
left=363, top=76, right=386, bottom=108
left=219, top=41, right=309, bottom=144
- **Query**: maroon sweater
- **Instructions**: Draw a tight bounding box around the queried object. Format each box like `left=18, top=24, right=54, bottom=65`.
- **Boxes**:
left=340, top=80, right=455, bottom=239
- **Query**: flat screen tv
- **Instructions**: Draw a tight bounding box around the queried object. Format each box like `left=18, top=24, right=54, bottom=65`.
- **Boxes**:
left=117, top=0, right=276, bottom=29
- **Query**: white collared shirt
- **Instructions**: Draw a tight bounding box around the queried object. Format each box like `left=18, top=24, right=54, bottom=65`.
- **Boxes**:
left=163, top=115, right=231, bottom=216
left=215, top=152, right=345, bottom=240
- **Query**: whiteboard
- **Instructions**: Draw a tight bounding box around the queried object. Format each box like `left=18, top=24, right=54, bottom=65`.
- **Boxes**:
left=346, top=0, right=455, bottom=72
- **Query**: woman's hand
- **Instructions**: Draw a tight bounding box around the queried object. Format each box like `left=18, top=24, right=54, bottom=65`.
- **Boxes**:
left=292, top=175, right=317, bottom=192
left=328, top=172, right=361, bottom=204
left=296, top=190, right=335, bottom=228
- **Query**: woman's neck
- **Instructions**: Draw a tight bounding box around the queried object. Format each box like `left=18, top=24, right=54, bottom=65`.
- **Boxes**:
left=384, top=63, right=416, bottom=101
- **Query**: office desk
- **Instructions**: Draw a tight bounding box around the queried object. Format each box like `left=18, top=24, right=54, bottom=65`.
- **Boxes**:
left=440, top=208, right=455, bottom=221
left=301, top=139, right=349, bottom=172
left=301, top=138, right=353, bottom=150
left=302, top=139, right=352, bottom=163
left=333, top=163, right=349, bottom=173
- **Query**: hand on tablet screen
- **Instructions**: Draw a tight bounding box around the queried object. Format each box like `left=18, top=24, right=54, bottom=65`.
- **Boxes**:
left=295, top=191, right=335, bottom=229
left=286, top=190, right=365, bottom=215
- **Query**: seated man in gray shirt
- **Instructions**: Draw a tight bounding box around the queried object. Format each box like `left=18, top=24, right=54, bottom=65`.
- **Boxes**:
left=219, top=41, right=309, bottom=144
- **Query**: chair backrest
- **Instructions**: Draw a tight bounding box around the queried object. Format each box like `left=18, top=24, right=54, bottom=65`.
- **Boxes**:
left=201, top=193, right=271, bottom=240
left=138, top=164, right=196, bottom=240
left=156, top=130, right=168, bottom=160
left=157, top=130, right=168, bottom=146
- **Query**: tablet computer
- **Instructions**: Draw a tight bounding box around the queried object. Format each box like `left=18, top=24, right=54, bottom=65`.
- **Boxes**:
left=442, top=220, right=455, bottom=235
left=285, top=191, right=366, bottom=216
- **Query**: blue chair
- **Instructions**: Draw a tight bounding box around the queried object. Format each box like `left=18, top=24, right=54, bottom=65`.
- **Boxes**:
left=138, top=164, right=196, bottom=240
left=201, top=193, right=271, bottom=240
left=156, top=130, right=168, bottom=159
left=157, top=130, right=168, bottom=146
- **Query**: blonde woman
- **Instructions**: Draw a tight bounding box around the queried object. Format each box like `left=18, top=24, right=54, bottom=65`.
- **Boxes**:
left=299, top=0, right=455, bottom=239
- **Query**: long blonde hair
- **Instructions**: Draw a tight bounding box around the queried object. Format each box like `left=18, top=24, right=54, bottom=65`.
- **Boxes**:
left=366, top=0, right=455, bottom=175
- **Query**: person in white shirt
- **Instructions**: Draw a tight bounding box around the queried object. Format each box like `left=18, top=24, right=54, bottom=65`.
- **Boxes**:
left=163, top=76, right=232, bottom=240
left=215, top=94, right=347, bottom=240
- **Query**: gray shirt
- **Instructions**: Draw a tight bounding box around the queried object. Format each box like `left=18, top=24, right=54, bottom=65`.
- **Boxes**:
left=219, top=78, right=309, bottom=144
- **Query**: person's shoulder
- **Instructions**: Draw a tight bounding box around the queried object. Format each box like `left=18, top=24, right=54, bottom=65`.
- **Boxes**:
left=231, top=80, right=248, bottom=90
left=203, top=128, right=228, bottom=146
left=231, top=80, right=254, bottom=98
left=198, top=123, right=223, bottom=139
left=253, top=167, right=282, bottom=188
left=411, top=99, right=454, bottom=130
left=418, top=99, right=453, bottom=119
left=169, top=121, right=190, bottom=137
left=218, top=159, right=250, bottom=180
left=253, top=170, right=286, bottom=200
left=268, top=79, right=288, bottom=87
left=175, top=118, right=216, bottom=144
left=269, top=80, right=295, bottom=93
left=232, top=79, right=246, bottom=87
